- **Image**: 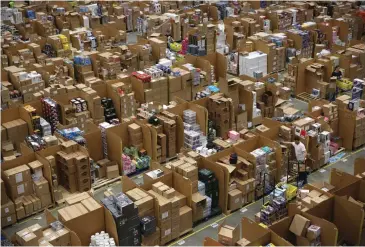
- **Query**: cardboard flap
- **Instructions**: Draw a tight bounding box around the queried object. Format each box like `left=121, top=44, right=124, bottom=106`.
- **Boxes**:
left=333, top=195, right=364, bottom=245
left=121, top=175, right=138, bottom=193
left=330, top=168, right=360, bottom=192
left=45, top=209, right=57, bottom=224
left=204, top=237, right=223, bottom=246
left=104, top=207, right=119, bottom=246
left=241, top=217, right=270, bottom=241
left=354, top=157, right=365, bottom=176
left=172, top=172, right=193, bottom=201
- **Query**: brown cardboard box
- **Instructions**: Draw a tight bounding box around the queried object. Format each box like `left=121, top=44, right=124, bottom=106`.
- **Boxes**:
left=218, top=222, right=240, bottom=246
left=16, top=206, right=26, bottom=220
left=228, top=189, right=243, bottom=211
left=289, top=214, right=311, bottom=236
left=1, top=213, right=16, bottom=227
left=40, top=193, right=52, bottom=208
left=8, top=180, right=33, bottom=200
left=142, top=227, right=160, bottom=246
left=296, top=236, right=312, bottom=246
left=28, top=223, right=43, bottom=238
left=33, top=178, right=50, bottom=196
left=3, top=165, right=31, bottom=185
left=148, top=190, right=172, bottom=221
left=191, top=192, right=206, bottom=222
left=179, top=206, right=192, bottom=234
left=27, top=160, right=43, bottom=174
left=1, top=179, right=9, bottom=205
left=163, top=188, right=176, bottom=199
left=237, top=237, right=251, bottom=246
left=55, top=228, right=71, bottom=246
left=106, top=165, right=119, bottom=179
left=1, top=200, right=15, bottom=217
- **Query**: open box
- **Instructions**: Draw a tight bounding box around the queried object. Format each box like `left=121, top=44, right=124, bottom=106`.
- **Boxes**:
left=235, top=135, right=282, bottom=183
left=304, top=195, right=364, bottom=245
left=206, top=146, right=255, bottom=214
left=269, top=212, right=338, bottom=246
left=242, top=217, right=293, bottom=246
left=105, top=119, right=153, bottom=175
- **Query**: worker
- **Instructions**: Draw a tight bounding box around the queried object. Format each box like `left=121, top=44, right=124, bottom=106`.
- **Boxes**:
left=283, top=136, right=308, bottom=185
left=331, top=65, right=342, bottom=79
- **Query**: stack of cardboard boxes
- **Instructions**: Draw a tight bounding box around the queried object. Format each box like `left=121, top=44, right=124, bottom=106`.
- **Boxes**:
left=156, top=115, right=177, bottom=159
left=110, top=81, right=137, bottom=121
left=149, top=181, right=192, bottom=245
left=15, top=223, right=71, bottom=246
left=218, top=155, right=255, bottom=209
left=2, top=118, right=28, bottom=153
left=56, top=140, right=91, bottom=193
left=208, top=94, right=232, bottom=138
left=97, top=52, right=123, bottom=80
left=128, top=123, right=144, bottom=150
left=322, top=103, right=339, bottom=134
left=149, top=38, right=167, bottom=61
left=59, top=194, right=104, bottom=246
left=2, top=162, right=52, bottom=223
left=354, top=114, right=365, bottom=149
left=1, top=179, right=16, bottom=227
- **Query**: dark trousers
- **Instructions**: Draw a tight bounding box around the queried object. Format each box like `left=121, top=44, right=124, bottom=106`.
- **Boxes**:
left=298, top=171, right=308, bottom=185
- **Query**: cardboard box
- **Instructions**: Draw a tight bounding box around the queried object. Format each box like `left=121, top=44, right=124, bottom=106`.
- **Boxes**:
left=106, top=165, right=119, bottom=179
left=179, top=206, right=192, bottom=234
left=218, top=222, right=240, bottom=246
left=237, top=237, right=251, bottom=246
left=1, top=179, right=9, bottom=204
left=1, top=213, right=16, bottom=227
left=289, top=214, right=311, bottom=237
left=33, top=178, right=50, bottom=196
left=228, top=189, right=243, bottom=211
left=1, top=200, right=15, bottom=217
left=3, top=165, right=31, bottom=185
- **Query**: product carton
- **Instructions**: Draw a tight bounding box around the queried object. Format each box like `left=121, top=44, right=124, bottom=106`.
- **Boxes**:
left=289, top=214, right=311, bottom=237
left=228, top=189, right=243, bottom=211
left=218, top=221, right=240, bottom=246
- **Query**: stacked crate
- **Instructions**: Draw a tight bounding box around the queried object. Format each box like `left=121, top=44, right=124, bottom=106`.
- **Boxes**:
left=56, top=140, right=91, bottom=193
left=207, top=94, right=231, bottom=138
left=128, top=123, right=143, bottom=150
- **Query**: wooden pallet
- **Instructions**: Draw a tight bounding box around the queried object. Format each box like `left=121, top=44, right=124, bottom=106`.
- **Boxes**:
left=91, top=176, right=122, bottom=190
left=296, top=92, right=318, bottom=103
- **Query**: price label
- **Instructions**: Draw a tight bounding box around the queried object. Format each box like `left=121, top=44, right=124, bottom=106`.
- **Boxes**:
left=240, top=208, right=248, bottom=213
left=177, top=240, right=185, bottom=245
left=211, top=223, right=219, bottom=228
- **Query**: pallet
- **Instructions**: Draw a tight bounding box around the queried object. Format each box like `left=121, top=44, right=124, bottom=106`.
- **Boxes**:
left=91, top=176, right=121, bottom=190
left=179, top=228, right=193, bottom=237
left=334, top=147, right=345, bottom=155
left=160, top=155, right=178, bottom=164
left=8, top=204, right=54, bottom=228
left=296, top=92, right=318, bottom=103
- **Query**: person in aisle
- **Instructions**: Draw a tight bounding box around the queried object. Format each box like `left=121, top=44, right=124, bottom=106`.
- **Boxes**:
left=282, top=136, right=309, bottom=186
left=332, top=65, right=343, bottom=79
left=331, top=66, right=343, bottom=100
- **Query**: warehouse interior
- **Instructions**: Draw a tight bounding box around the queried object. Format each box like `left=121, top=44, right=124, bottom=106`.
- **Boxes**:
left=1, top=1, right=365, bottom=247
